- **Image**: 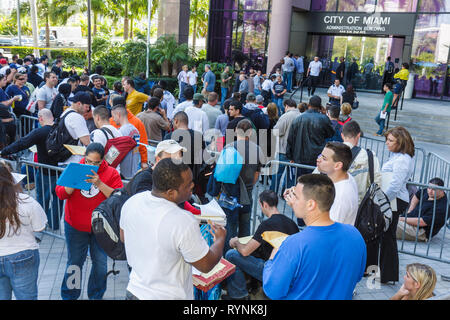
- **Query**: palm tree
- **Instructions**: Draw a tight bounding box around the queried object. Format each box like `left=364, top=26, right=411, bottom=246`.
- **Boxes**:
left=150, top=35, right=189, bottom=76
left=190, top=0, right=209, bottom=49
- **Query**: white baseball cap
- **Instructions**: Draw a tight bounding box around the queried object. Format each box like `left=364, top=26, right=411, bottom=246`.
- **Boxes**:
left=155, top=139, right=187, bottom=156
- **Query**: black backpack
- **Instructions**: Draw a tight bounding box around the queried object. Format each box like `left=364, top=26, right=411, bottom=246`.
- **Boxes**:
left=91, top=188, right=130, bottom=261
left=46, top=110, right=78, bottom=163
left=50, top=93, right=67, bottom=119
left=242, top=107, right=270, bottom=130
left=354, top=150, right=392, bottom=243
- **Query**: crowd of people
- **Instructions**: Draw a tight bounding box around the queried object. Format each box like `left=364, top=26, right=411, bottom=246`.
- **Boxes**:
left=0, top=50, right=446, bottom=301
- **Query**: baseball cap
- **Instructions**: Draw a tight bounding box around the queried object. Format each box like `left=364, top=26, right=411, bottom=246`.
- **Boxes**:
left=255, top=95, right=264, bottom=103
left=155, top=140, right=187, bottom=156
left=246, top=92, right=256, bottom=101
left=0, top=58, right=7, bottom=65
left=68, top=91, right=92, bottom=105
left=193, top=93, right=206, bottom=102
left=309, top=95, right=322, bottom=108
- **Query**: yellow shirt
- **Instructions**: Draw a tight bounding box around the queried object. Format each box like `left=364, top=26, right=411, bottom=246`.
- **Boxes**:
left=394, top=69, right=409, bottom=81
left=126, top=89, right=149, bottom=116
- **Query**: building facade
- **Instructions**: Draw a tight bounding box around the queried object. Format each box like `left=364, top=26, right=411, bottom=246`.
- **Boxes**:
left=207, top=0, right=450, bottom=100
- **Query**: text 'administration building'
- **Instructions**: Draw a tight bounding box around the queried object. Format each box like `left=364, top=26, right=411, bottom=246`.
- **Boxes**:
left=207, top=0, right=450, bottom=101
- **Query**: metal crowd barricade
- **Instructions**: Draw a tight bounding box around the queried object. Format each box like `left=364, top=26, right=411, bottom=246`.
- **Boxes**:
left=251, top=160, right=315, bottom=234
left=18, top=114, right=39, bottom=139
left=422, top=153, right=450, bottom=189
left=358, top=136, right=427, bottom=183
left=397, top=181, right=450, bottom=265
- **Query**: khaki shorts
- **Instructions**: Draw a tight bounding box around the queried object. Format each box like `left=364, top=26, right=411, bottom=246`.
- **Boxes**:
left=396, top=220, right=427, bottom=242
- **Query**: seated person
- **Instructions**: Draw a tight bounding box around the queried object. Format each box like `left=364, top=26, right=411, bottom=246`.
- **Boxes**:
left=223, top=190, right=299, bottom=300
left=391, top=263, right=436, bottom=300
left=397, top=177, right=448, bottom=242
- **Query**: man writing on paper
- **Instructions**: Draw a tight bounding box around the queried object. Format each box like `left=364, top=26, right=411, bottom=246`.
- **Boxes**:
left=223, top=190, right=299, bottom=300
left=263, top=174, right=366, bottom=300
left=120, top=159, right=226, bottom=300
left=55, top=143, right=123, bottom=300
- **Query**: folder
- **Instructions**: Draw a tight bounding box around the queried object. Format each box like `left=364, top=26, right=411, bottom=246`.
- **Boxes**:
left=64, top=144, right=87, bottom=156
left=261, top=231, right=290, bottom=249
left=192, top=258, right=236, bottom=292
left=56, top=162, right=99, bottom=191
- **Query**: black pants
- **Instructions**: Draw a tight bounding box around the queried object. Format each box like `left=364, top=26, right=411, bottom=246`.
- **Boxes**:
left=366, top=198, right=408, bottom=283
left=261, top=90, right=271, bottom=107
left=308, top=76, right=320, bottom=95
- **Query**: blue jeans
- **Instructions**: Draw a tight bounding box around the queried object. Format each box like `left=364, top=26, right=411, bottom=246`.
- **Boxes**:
left=273, top=97, right=285, bottom=116
left=35, top=171, right=63, bottom=230
left=179, top=82, right=187, bottom=103
left=375, top=111, right=390, bottom=135
left=225, top=249, right=265, bottom=298
left=0, top=249, right=40, bottom=300
left=269, top=153, right=296, bottom=193
left=254, top=89, right=261, bottom=97
left=283, top=71, right=293, bottom=92
left=61, top=221, right=107, bottom=300
left=221, top=87, right=228, bottom=106
left=192, top=84, right=197, bottom=93
left=223, top=204, right=252, bottom=254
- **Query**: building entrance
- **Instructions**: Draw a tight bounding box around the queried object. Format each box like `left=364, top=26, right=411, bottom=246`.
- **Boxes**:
left=307, top=34, right=405, bottom=92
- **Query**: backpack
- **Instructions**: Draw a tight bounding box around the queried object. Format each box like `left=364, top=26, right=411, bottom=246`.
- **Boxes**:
left=354, top=150, right=393, bottom=243
left=242, top=107, right=270, bottom=130
left=91, top=188, right=130, bottom=261
left=100, top=127, right=137, bottom=168
left=214, top=146, right=243, bottom=184
left=50, top=93, right=67, bottom=119
left=45, top=110, right=78, bottom=163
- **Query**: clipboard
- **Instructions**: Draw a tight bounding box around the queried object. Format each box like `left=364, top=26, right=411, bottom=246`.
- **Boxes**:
left=56, top=162, right=99, bottom=191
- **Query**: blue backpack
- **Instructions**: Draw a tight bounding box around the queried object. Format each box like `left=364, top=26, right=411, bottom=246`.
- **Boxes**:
left=214, top=146, right=243, bottom=184
left=242, top=107, right=270, bottom=130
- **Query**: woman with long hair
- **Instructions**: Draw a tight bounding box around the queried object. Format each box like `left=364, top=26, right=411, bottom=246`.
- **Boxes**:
left=0, top=161, right=47, bottom=300
left=391, top=263, right=436, bottom=300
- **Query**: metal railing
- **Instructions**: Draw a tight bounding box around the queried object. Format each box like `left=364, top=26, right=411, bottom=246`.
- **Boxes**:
left=17, top=114, right=39, bottom=139
left=422, top=153, right=450, bottom=189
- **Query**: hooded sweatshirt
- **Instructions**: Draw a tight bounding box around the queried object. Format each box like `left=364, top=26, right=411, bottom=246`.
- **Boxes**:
left=55, top=158, right=123, bottom=232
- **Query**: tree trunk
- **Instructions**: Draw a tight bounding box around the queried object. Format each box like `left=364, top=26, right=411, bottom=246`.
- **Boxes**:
left=93, top=11, right=97, bottom=36
left=45, top=14, right=51, bottom=58
left=193, top=19, right=197, bottom=50
left=123, top=0, right=129, bottom=41
left=130, top=17, right=133, bottom=39
left=29, top=0, right=39, bottom=57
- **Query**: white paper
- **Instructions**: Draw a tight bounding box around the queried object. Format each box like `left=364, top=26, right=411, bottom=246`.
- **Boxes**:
left=380, top=111, right=387, bottom=119
left=380, top=172, right=397, bottom=211
left=12, top=173, right=26, bottom=185
left=193, top=199, right=227, bottom=226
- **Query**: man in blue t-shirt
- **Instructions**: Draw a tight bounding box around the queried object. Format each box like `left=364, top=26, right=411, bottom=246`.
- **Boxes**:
left=202, top=64, right=216, bottom=100
left=263, top=174, right=367, bottom=300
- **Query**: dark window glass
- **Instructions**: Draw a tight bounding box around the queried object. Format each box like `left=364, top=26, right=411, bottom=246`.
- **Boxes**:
left=338, top=0, right=377, bottom=12
left=375, top=0, right=418, bottom=12
left=418, top=0, right=450, bottom=13
left=240, top=0, right=269, bottom=10
left=311, top=0, right=338, bottom=11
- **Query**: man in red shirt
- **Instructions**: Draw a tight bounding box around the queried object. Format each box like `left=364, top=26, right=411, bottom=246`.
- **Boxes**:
left=56, top=143, right=123, bottom=300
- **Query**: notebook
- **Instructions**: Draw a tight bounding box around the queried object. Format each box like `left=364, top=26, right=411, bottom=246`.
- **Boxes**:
left=64, top=144, right=87, bottom=156
left=56, top=162, right=99, bottom=191
left=192, top=199, right=227, bottom=227
left=261, top=231, right=289, bottom=249
left=192, top=258, right=235, bottom=292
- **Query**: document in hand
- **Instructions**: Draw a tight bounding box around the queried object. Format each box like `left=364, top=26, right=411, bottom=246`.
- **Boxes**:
left=380, top=111, right=387, bottom=119
left=12, top=172, right=27, bottom=185
left=56, top=162, right=99, bottom=191
left=261, top=231, right=289, bottom=249
left=192, top=198, right=227, bottom=227
left=192, top=258, right=236, bottom=292
left=64, top=144, right=87, bottom=155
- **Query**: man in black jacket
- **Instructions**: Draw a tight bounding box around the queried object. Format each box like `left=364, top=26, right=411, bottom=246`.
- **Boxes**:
left=1, top=108, right=62, bottom=229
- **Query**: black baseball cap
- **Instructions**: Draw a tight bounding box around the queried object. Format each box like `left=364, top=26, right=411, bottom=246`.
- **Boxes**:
left=69, top=91, right=92, bottom=104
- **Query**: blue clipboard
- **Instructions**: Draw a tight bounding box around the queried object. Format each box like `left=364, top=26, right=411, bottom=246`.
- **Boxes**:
left=57, top=163, right=99, bottom=191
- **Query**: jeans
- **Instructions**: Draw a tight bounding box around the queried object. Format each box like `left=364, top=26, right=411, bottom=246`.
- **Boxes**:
left=223, top=203, right=252, bottom=254
left=225, top=249, right=265, bottom=298
left=35, top=171, right=63, bottom=230
left=221, top=87, right=228, bottom=106
left=0, top=249, right=40, bottom=300
left=269, top=153, right=296, bottom=193
left=273, top=97, right=285, bottom=116
left=61, top=221, right=108, bottom=300
left=179, top=82, right=187, bottom=103
left=254, top=89, right=261, bottom=97
left=192, top=84, right=197, bottom=93
left=375, top=111, right=390, bottom=135
left=283, top=71, right=293, bottom=92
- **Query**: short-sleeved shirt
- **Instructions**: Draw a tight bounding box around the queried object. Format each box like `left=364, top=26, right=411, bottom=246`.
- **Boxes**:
left=308, top=61, right=322, bottom=76
left=92, top=86, right=107, bottom=100
left=126, top=89, right=149, bottom=116
left=5, top=85, right=30, bottom=110
left=273, top=82, right=287, bottom=95
left=220, top=72, right=231, bottom=89
left=36, top=84, right=58, bottom=109
left=327, top=84, right=345, bottom=98
left=204, top=70, right=216, bottom=92
left=201, top=104, right=222, bottom=129
left=119, top=123, right=141, bottom=179
left=381, top=90, right=394, bottom=112
left=187, top=71, right=198, bottom=86
left=252, top=214, right=299, bottom=260
left=407, top=190, right=448, bottom=239
left=0, top=87, right=10, bottom=103
left=137, top=110, right=168, bottom=141
left=120, top=191, right=210, bottom=300
left=90, top=125, right=122, bottom=147
left=184, top=106, right=210, bottom=134
left=61, top=108, right=90, bottom=164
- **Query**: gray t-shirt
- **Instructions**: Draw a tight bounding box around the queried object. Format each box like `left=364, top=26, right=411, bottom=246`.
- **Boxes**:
left=119, top=123, right=141, bottom=180
left=36, top=85, right=58, bottom=109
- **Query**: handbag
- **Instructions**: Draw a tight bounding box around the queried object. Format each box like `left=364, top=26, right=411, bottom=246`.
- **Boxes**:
left=352, top=99, right=359, bottom=110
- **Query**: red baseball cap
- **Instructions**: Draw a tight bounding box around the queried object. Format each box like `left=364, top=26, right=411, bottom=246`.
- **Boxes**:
left=0, top=58, right=7, bottom=65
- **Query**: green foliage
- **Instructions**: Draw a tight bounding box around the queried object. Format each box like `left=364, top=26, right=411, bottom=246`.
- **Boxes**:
left=196, top=61, right=233, bottom=92
left=149, top=35, right=189, bottom=76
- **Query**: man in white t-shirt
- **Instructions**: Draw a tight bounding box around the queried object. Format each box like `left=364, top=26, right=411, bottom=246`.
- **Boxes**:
left=90, top=105, right=122, bottom=146
left=60, top=92, right=91, bottom=165
left=173, top=86, right=195, bottom=116
left=37, top=71, right=58, bottom=110
left=177, top=65, right=189, bottom=103
left=316, top=141, right=359, bottom=225
left=184, top=93, right=209, bottom=134
left=307, top=56, right=322, bottom=96
left=187, top=65, right=198, bottom=93
left=120, top=158, right=226, bottom=300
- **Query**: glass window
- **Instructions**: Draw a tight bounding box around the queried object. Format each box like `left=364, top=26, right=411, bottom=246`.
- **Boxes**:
left=338, top=0, right=376, bottom=12
left=418, top=0, right=450, bottom=13
left=375, top=0, right=418, bottom=12
left=411, top=14, right=450, bottom=98
left=311, top=0, right=338, bottom=11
